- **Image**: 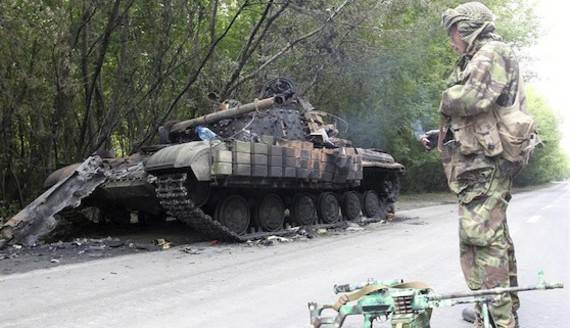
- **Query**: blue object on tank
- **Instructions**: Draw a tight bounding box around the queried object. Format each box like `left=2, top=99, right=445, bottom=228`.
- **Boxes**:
left=195, top=126, right=218, bottom=141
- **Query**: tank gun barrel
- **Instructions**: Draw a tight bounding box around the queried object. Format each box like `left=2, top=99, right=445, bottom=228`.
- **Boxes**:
left=170, top=92, right=292, bottom=134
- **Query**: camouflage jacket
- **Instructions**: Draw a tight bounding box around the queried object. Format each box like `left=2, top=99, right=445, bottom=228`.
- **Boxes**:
left=439, top=38, right=522, bottom=196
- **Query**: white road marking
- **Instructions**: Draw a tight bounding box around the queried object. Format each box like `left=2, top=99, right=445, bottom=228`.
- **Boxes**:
left=543, top=204, right=553, bottom=210
left=527, top=215, right=542, bottom=223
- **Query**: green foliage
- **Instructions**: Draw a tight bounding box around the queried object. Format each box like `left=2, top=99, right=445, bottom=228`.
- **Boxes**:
left=0, top=202, right=19, bottom=225
left=515, top=88, right=570, bottom=185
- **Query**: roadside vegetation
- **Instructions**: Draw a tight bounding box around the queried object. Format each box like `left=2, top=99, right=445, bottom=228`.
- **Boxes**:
left=514, top=88, right=570, bottom=186
left=1, top=0, right=568, bottom=215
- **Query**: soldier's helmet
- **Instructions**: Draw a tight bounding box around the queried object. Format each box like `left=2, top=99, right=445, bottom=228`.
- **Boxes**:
left=442, top=2, right=495, bottom=31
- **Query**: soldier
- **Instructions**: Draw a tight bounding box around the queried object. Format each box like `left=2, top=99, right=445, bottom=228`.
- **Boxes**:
left=421, top=2, right=523, bottom=327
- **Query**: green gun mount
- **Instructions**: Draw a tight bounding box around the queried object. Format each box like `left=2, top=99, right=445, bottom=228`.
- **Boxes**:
left=308, top=271, right=563, bottom=328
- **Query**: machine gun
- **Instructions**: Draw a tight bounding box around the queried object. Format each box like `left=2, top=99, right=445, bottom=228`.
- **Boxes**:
left=308, top=271, right=563, bottom=328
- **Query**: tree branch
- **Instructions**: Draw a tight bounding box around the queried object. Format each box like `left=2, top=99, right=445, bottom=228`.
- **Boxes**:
left=228, top=0, right=352, bottom=94
left=70, top=0, right=98, bottom=48
left=78, top=0, right=136, bottom=156
left=131, top=0, right=250, bottom=152
left=220, top=0, right=275, bottom=99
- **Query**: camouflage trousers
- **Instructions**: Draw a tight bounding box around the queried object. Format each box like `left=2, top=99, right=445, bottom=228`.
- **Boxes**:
left=457, top=171, right=519, bottom=328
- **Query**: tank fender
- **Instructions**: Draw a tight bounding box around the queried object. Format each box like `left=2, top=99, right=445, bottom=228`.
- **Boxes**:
left=43, top=163, right=82, bottom=188
left=356, top=148, right=406, bottom=173
left=145, top=141, right=226, bottom=181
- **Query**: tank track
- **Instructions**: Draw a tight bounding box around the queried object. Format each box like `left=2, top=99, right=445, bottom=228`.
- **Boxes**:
left=155, top=172, right=366, bottom=242
left=156, top=173, right=242, bottom=241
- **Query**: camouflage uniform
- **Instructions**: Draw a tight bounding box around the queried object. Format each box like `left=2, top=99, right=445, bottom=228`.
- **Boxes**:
left=440, top=3, right=521, bottom=328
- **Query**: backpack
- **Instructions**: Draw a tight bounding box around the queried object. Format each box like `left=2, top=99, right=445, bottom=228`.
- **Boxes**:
left=493, top=75, right=541, bottom=170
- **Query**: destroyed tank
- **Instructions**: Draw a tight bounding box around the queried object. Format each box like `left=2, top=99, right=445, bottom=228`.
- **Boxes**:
left=3, top=79, right=404, bottom=245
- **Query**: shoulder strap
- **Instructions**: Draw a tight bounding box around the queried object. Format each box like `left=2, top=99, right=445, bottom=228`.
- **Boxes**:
left=494, top=61, right=524, bottom=119
left=513, top=67, right=523, bottom=106
left=503, top=46, right=524, bottom=110
left=332, top=284, right=388, bottom=311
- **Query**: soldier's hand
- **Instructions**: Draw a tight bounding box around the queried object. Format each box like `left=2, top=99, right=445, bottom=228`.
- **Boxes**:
left=420, top=130, right=440, bottom=151
left=420, top=135, right=433, bottom=151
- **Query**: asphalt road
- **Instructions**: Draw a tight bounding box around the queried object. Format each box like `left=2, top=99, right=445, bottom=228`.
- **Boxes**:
left=0, top=182, right=568, bottom=328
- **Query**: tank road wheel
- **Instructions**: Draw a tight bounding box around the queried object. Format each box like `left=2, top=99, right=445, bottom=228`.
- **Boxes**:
left=362, top=190, right=387, bottom=219
left=341, top=191, right=361, bottom=221
left=290, top=193, right=318, bottom=226
left=290, top=194, right=318, bottom=226
left=215, top=195, right=250, bottom=235
left=384, top=174, right=401, bottom=202
left=187, top=181, right=210, bottom=208
left=255, top=194, right=285, bottom=232
left=318, top=192, right=341, bottom=224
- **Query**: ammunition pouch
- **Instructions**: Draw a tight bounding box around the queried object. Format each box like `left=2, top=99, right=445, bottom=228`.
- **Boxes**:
left=450, top=104, right=538, bottom=177
left=450, top=111, right=503, bottom=158
left=450, top=118, right=479, bottom=155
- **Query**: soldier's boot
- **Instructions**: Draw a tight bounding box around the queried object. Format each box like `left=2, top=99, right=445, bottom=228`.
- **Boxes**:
left=462, top=307, right=476, bottom=323
left=512, top=311, right=520, bottom=328
left=462, top=307, right=519, bottom=328
left=462, top=307, right=492, bottom=328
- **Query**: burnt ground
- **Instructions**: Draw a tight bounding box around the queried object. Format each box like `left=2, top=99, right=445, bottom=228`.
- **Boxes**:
left=1, top=216, right=414, bottom=275
left=0, top=183, right=552, bottom=276
left=0, top=220, right=206, bottom=275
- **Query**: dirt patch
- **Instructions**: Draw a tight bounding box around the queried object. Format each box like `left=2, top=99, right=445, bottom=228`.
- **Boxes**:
left=0, top=217, right=394, bottom=274
left=1, top=238, right=145, bottom=275
left=512, top=181, right=557, bottom=194
left=397, top=192, right=456, bottom=211
left=396, top=182, right=556, bottom=211
left=0, top=220, right=207, bottom=275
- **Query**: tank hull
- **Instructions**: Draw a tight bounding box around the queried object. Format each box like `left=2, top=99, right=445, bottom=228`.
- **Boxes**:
left=42, top=139, right=404, bottom=240
left=145, top=138, right=404, bottom=240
